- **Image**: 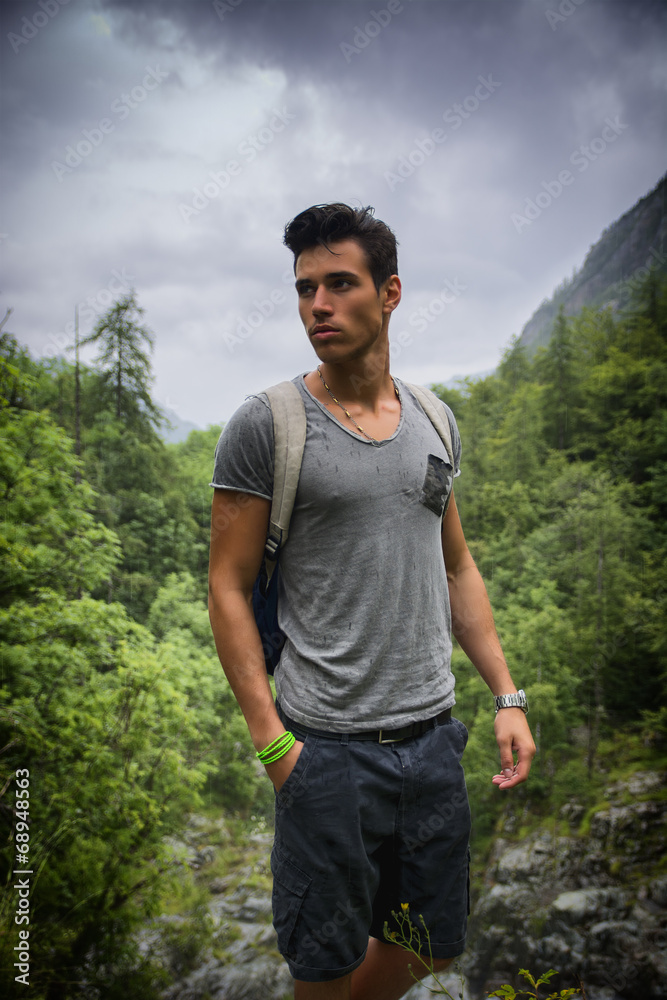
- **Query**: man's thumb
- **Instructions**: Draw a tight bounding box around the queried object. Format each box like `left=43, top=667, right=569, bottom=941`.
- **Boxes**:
left=500, top=746, right=515, bottom=777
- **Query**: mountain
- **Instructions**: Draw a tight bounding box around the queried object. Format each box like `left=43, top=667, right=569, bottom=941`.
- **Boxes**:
left=159, top=407, right=202, bottom=444
left=518, top=173, right=667, bottom=353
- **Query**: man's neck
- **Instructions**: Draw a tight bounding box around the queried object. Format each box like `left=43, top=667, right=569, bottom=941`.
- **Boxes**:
left=315, top=355, right=394, bottom=410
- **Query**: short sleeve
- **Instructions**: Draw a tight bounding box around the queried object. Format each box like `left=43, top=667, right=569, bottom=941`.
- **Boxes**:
left=209, top=394, right=274, bottom=499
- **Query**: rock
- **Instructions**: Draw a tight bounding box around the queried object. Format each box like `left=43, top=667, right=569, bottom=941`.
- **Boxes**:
left=560, top=801, right=585, bottom=825
left=403, top=966, right=467, bottom=998
left=188, top=845, right=216, bottom=869
left=208, top=875, right=234, bottom=894
left=535, top=932, right=575, bottom=963
left=605, top=771, right=664, bottom=798
left=209, top=957, right=292, bottom=1000
left=590, top=801, right=665, bottom=857
left=186, top=813, right=210, bottom=832
left=550, top=888, right=625, bottom=924
left=649, top=875, right=667, bottom=907
left=235, top=895, right=273, bottom=922
left=207, top=896, right=237, bottom=927
left=588, top=918, right=639, bottom=951
left=473, top=883, right=534, bottom=928
left=161, top=950, right=291, bottom=1000
left=493, top=835, right=552, bottom=883
left=163, top=836, right=192, bottom=863
left=248, top=831, right=274, bottom=849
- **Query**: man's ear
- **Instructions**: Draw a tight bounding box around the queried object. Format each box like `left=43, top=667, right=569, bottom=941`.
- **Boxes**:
left=382, top=275, right=402, bottom=315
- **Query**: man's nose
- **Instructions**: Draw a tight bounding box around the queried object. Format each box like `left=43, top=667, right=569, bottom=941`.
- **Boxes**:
left=312, top=286, right=333, bottom=314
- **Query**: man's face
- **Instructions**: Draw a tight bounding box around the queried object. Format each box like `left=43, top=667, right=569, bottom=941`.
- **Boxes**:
left=294, top=239, right=398, bottom=365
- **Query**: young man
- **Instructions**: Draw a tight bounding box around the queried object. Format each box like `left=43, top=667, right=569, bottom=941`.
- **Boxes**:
left=208, top=203, right=536, bottom=1000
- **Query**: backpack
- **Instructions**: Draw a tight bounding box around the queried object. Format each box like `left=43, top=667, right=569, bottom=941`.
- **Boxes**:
left=252, top=379, right=455, bottom=674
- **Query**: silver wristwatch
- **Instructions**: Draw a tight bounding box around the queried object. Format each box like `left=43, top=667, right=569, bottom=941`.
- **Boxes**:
left=494, top=690, right=528, bottom=714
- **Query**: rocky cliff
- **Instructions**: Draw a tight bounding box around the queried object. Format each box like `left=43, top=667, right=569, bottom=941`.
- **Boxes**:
left=463, top=770, right=667, bottom=1000
left=518, top=174, right=667, bottom=353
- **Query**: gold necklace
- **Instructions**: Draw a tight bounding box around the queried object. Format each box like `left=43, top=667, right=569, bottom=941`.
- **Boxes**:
left=316, top=366, right=400, bottom=443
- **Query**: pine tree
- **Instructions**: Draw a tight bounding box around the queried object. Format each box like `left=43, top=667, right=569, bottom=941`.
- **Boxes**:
left=81, top=291, right=162, bottom=433
left=537, top=305, right=579, bottom=453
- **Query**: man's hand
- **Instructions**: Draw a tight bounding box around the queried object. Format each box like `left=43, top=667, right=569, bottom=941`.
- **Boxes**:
left=264, top=739, right=304, bottom=793
left=491, top=708, right=536, bottom=789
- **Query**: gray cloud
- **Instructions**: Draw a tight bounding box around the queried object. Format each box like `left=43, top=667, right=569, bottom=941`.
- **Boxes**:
left=1, top=0, right=665, bottom=426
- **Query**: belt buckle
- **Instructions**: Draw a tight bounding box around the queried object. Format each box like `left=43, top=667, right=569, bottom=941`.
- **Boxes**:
left=378, top=729, right=401, bottom=744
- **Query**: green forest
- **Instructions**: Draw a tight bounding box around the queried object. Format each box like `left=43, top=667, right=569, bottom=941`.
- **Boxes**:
left=1, top=280, right=665, bottom=998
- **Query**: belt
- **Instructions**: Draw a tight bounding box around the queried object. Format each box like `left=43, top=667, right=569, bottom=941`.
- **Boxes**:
left=279, top=706, right=452, bottom=745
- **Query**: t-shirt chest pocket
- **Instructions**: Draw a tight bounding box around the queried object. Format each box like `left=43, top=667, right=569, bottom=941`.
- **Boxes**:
left=420, top=453, right=453, bottom=517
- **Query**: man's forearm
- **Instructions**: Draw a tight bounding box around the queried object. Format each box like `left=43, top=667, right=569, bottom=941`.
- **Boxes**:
left=208, top=586, right=285, bottom=750
left=448, top=557, right=536, bottom=788
left=447, top=558, right=517, bottom=695
left=441, top=495, right=535, bottom=786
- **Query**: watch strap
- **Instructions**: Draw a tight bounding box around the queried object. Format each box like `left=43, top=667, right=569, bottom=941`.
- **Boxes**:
left=494, top=690, right=528, bottom=714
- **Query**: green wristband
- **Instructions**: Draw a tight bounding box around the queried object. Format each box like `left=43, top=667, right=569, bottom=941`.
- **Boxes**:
left=256, top=731, right=296, bottom=765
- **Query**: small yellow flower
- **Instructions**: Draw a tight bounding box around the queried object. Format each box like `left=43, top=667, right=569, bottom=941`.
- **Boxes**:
left=401, top=902, right=409, bottom=912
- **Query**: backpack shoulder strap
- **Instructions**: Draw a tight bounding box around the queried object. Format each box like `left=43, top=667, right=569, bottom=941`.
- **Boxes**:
left=403, top=382, right=454, bottom=466
left=262, top=381, right=307, bottom=560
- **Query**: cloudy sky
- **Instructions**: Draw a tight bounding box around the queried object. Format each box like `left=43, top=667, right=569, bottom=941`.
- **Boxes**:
left=1, top=0, right=665, bottom=428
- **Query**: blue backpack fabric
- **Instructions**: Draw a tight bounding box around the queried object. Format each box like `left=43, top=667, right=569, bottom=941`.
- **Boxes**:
left=252, top=551, right=285, bottom=675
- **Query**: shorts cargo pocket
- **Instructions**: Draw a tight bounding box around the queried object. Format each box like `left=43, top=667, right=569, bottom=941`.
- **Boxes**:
left=420, top=453, right=453, bottom=517
left=271, top=849, right=312, bottom=960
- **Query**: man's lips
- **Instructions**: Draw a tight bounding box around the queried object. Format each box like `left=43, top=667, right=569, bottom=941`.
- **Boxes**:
left=311, top=326, right=340, bottom=339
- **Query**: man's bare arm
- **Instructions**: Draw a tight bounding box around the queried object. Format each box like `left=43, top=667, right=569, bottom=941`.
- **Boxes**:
left=208, top=488, right=302, bottom=789
left=441, top=493, right=536, bottom=788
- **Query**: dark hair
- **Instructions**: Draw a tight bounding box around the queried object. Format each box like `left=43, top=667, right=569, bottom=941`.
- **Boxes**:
left=283, top=203, right=398, bottom=292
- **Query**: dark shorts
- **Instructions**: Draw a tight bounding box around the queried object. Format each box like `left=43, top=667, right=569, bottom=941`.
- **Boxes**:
left=271, top=706, right=471, bottom=983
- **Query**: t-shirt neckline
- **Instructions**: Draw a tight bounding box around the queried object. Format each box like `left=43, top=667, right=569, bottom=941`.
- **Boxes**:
left=298, top=373, right=405, bottom=447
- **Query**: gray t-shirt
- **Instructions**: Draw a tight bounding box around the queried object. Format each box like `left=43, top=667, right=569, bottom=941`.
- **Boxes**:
left=210, top=374, right=462, bottom=731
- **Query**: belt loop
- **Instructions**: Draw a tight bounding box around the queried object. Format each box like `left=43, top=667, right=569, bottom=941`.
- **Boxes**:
left=340, top=732, right=349, bottom=746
